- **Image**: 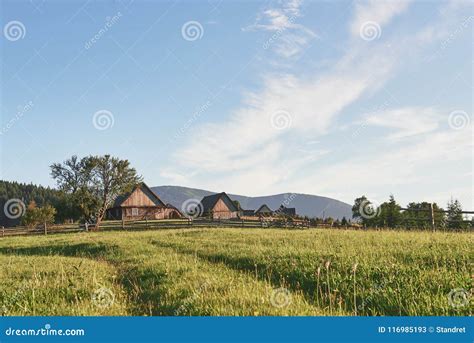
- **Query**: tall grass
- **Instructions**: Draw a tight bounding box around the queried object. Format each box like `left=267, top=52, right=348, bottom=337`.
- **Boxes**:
left=0, top=228, right=471, bottom=316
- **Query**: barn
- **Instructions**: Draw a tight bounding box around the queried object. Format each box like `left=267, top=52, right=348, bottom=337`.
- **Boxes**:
left=200, top=192, right=240, bottom=219
left=106, top=183, right=183, bottom=220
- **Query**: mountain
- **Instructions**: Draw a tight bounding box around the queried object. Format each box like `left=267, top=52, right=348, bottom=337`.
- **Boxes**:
left=151, top=185, right=352, bottom=220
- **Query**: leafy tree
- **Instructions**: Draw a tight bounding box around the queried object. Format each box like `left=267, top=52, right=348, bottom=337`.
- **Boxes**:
left=89, top=155, right=142, bottom=227
left=232, top=200, right=242, bottom=211
left=352, top=195, right=378, bottom=226
left=352, top=196, right=368, bottom=220
left=51, top=155, right=141, bottom=228
left=22, top=201, right=56, bottom=228
left=51, top=156, right=97, bottom=222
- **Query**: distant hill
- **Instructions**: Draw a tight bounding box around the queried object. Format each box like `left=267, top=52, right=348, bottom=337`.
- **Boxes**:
left=152, top=185, right=352, bottom=219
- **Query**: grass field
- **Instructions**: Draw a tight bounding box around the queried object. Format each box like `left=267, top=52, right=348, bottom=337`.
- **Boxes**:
left=0, top=228, right=471, bottom=316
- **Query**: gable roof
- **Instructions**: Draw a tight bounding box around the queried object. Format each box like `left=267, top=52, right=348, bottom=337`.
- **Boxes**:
left=112, top=182, right=166, bottom=208
left=200, top=192, right=239, bottom=213
left=255, top=204, right=273, bottom=213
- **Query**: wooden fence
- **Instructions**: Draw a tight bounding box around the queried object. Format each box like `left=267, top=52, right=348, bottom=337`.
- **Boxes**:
left=0, top=218, right=317, bottom=238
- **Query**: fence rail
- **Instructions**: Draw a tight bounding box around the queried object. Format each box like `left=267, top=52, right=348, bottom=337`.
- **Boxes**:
left=1, top=215, right=471, bottom=239
left=0, top=218, right=317, bottom=238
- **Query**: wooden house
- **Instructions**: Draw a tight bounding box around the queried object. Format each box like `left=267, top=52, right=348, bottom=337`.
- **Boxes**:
left=255, top=204, right=273, bottom=216
left=106, top=183, right=183, bottom=220
left=276, top=205, right=296, bottom=217
left=200, top=192, right=240, bottom=219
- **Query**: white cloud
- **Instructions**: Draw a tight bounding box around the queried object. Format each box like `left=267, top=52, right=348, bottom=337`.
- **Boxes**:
left=289, top=128, right=472, bottom=205
left=244, top=0, right=317, bottom=58
left=350, top=0, right=412, bottom=37
left=364, top=107, right=441, bottom=140
left=162, top=1, right=471, bottom=207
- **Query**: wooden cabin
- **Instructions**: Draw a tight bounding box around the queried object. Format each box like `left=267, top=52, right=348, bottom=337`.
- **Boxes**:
left=106, top=183, right=183, bottom=220
left=255, top=204, right=273, bottom=216
left=200, top=192, right=240, bottom=219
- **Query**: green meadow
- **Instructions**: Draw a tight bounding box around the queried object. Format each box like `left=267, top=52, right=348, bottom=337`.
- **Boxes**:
left=0, top=228, right=471, bottom=316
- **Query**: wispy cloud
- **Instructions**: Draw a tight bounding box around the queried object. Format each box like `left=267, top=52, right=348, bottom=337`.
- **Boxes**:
left=350, top=0, right=412, bottom=37
left=243, top=0, right=317, bottom=58
left=163, top=1, right=471, bottom=205
left=364, top=107, right=441, bottom=140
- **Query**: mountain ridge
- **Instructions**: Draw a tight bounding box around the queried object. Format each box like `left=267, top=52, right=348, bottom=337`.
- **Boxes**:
left=151, top=185, right=352, bottom=219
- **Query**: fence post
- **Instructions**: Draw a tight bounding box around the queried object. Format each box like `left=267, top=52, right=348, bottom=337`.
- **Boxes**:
left=1, top=226, right=4, bottom=237
left=44, top=222, right=47, bottom=235
left=242, top=219, right=244, bottom=228
left=122, top=218, right=125, bottom=230
left=85, top=222, right=89, bottom=232
left=430, top=203, right=435, bottom=231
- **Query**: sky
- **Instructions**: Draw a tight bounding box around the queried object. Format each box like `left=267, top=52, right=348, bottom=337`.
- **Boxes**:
left=0, top=0, right=472, bottom=209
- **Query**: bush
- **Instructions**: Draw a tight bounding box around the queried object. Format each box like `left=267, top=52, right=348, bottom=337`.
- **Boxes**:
left=22, top=202, right=56, bottom=228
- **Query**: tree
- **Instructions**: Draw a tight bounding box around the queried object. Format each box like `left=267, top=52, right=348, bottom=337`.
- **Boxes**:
left=446, top=198, right=467, bottom=230
left=352, top=196, right=368, bottom=220
left=22, top=201, right=56, bottom=228
left=403, top=202, right=445, bottom=230
left=341, top=216, right=348, bottom=226
left=352, top=196, right=378, bottom=226
left=89, top=155, right=142, bottom=227
left=378, top=195, right=402, bottom=228
left=51, top=155, right=141, bottom=228
left=232, top=200, right=242, bottom=211
left=51, top=156, right=97, bottom=222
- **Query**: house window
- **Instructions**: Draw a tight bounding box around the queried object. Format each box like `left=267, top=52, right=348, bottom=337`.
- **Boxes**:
left=132, top=208, right=139, bottom=216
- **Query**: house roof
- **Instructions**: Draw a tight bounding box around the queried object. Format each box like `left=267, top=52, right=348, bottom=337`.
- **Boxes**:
left=278, top=205, right=296, bottom=216
left=200, top=192, right=239, bottom=213
left=242, top=209, right=255, bottom=216
left=255, top=204, right=273, bottom=213
left=112, top=182, right=166, bottom=208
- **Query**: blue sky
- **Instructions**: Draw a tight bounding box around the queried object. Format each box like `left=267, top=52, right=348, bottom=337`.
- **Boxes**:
left=1, top=0, right=472, bottom=209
